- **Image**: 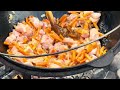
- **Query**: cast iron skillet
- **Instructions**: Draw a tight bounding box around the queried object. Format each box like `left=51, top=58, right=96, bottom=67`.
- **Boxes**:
left=0, top=11, right=120, bottom=77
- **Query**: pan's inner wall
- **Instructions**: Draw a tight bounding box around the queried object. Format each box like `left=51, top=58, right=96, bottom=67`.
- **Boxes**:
left=0, top=11, right=120, bottom=54
left=98, top=11, right=120, bottom=50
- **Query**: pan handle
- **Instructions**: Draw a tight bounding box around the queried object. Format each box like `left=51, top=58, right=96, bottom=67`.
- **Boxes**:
left=87, top=50, right=114, bottom=68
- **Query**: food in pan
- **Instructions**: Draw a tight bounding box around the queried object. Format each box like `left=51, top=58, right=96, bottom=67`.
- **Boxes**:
left=4, top=11, right=107, bottom=68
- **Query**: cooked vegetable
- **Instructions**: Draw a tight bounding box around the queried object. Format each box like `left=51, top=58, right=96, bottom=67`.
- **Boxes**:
left=4, top=11, right=107, bottom=68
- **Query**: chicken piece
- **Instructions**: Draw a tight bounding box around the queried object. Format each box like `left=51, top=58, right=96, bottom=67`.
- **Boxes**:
left=83, top=11, right=94, bottom=15
left=41, top=35, right=54, bottom=50
left=91, top=12, right=101, bottom=19
left=12, top=30, right=20, bottom=37
left=39, top=29, right=45, bottom=35
left=17, top=36, right=28, bottom=43
left=83, top=38, right=91, bottom=43
left=42, top=22, right=48, bottom=29
left=49, top=58, right=64, bottom=68
left=81, top=33, right=89, bottom=38
left=41, top=44, right=53, bottom=50
left=28, top=57, right=44, bottom=64
left=91, top=54, right=98, bottom=60
left=83, top=11, right=94, bottom=19
left=89, top=17, right=99, bottom=23
left=76, top=47, right=85, bottom=53
left=11, top=30, right=28, bottom=43
left=90, top=28, right=99, bottom=40
left=64, top=60, right=71, bottom=66
left=54, top=42, right=68, bottom=51
left=15, top=23, right=33, bottom=37
left=48, top=63, right=61, bottom=68
left=71, top=43, right=79, bottom=48
left=76, top=20, right=84, bottom=27
left=67, top=14, right=78, bottom=21
left=5, top=30, right=29, bottom=44
left=4, top=33, right=17, bottom=45
left=89, top=48, right=97, bottom=56
left=36, top=43, right=42, bottom=49
left=29, top=16, right=43, bottom=29
left=89, top=12, right=101, bottom=23
left=63, top=38, right=79, bottom=45
left=10, top=46, right=22, bottom=55
left=41, top=35, right=54, bottom=44
left=42, top=19, right=51, bottom=28
left=49, top=42, right=68, bottom=53
left=48, top=45, right=55, bottom=53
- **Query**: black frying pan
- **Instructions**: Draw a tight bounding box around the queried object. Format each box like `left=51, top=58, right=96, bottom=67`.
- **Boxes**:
left=0, top=11, right=120, bottom=77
